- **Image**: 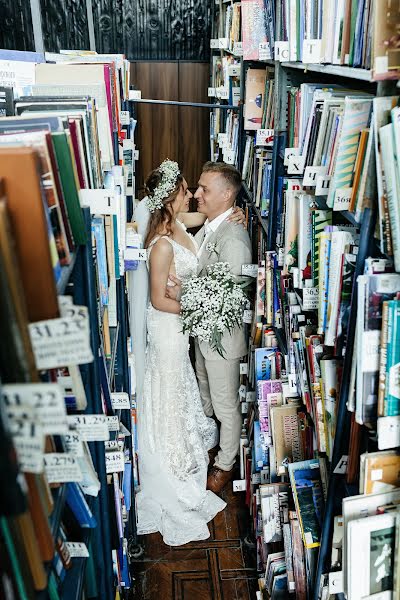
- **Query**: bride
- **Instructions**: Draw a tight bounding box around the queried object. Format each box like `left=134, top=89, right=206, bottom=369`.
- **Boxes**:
left=133, top=159, right=229, bottom=546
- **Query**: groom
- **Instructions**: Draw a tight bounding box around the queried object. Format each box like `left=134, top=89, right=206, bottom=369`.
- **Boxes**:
left=173, top=162, right=252, bottom=493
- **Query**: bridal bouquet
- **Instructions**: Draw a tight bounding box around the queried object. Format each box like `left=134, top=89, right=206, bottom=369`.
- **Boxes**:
left=181, top=262, right=249, bottom=357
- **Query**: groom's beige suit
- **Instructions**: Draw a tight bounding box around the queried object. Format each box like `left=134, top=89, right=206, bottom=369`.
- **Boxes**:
left=194, top=210, right=252, bottom=471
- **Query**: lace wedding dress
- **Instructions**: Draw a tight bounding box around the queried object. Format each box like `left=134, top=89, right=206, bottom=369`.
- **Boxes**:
left=136, top=225, right=226, bottom=546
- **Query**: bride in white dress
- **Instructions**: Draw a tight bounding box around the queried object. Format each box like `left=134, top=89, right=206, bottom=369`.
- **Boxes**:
left=135, top=160, right=226, bottom=546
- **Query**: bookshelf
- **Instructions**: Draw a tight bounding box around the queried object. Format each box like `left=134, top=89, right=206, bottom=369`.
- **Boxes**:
left=0, top=53, right=138, bottom=600
left=211, top=1, right=400, bottom=598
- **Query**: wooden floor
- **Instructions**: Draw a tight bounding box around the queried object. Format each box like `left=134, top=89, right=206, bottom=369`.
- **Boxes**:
left=130, top=477, right=258, bottom=600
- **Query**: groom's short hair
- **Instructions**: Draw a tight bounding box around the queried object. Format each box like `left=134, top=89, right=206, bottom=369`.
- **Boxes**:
left=202, top=161, right=241, bottom=198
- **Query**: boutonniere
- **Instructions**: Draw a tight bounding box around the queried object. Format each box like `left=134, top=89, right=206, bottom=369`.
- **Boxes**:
left=206, top=241, right=218, bottom=255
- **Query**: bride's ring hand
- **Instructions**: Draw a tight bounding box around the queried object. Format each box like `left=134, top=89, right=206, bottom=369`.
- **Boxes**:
left=166, top=274, right=182, bottom=301
left=227, top=206, right=246, bottom=227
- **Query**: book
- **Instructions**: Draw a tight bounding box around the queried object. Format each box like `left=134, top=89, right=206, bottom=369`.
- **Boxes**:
left=288, top=459, right=324, bottom=548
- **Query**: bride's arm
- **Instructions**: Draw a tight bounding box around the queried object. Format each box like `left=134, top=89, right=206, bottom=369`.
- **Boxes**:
left=177, top=212, right=206, bottom=228
left=149, top=239, right=181, bottom=314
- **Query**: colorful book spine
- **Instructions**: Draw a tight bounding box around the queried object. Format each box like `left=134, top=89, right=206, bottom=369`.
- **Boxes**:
left=384, top=299, right=400, bottom=417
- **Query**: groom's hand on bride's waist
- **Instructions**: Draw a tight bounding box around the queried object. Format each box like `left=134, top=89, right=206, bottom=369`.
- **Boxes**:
left=166, top=275, right=182, bottom=301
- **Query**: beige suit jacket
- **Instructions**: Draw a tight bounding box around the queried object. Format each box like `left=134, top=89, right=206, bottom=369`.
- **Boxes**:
left=195, top=220, right=252, bottom=360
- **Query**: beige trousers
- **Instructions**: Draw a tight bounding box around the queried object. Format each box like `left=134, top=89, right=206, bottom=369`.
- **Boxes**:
left=195, top=341, right=242, bottom=471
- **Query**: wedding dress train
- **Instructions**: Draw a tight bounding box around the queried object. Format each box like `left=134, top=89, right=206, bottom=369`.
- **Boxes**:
left=136, top=228, right=226, bottom=546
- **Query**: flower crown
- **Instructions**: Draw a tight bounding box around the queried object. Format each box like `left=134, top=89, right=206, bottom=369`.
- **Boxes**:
left=146, top=159, right=181, bottom=213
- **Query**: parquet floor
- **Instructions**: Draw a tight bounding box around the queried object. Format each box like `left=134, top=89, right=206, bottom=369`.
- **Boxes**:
left=130, top=474, right=258, bottom=600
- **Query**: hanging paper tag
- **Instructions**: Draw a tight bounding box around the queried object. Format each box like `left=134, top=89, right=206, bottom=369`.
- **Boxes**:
left=66, top=542, right=90, bottom=558
left=128, top=90, right=142, bottom=100
left=29, top=317, right=93, bottom=370
left=256, top=129, right=274, bottom=146
left=111, top=392, right=130, bottom=410
left=44, top=453, right=83, bottom=483
left=120, top=111, right=130, bottom=126
left=105, top=451, right=125, bottom=474
left=2, top=383, right=67, bottom=435
left=259, top=42, right=271, bottom=61
left=333, top=188, right=352, bottom=211
left=67, top=415, right=109, bottom=442
left=64, top=431, right=84, bottom=457
left=6, top=408, right=45, bottom=473
left=107, top=416, right=120, bottom=432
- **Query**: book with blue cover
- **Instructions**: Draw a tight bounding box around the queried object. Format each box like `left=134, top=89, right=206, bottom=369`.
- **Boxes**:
left=255, top=347, right=278, bottom=381
left=288, top=459, right=324, bottom=548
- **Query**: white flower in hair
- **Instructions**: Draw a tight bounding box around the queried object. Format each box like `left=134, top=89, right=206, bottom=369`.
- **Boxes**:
left=146, top=159, right=181, bottom=213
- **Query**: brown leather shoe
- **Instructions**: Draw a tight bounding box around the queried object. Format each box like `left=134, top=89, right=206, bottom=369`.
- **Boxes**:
left=207, top=466, right=234, bottom=494
left=208, top=445, right=219, bottom=470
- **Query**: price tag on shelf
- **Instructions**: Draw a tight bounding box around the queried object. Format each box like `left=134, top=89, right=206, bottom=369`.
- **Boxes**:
left=105, top=451, right=125, bottom=474
left=315, top=175, right=331, bottom=196
left=255, top=128, right=274, bottom=147
left=208, top=87, right=216, bottom=97
left=333, top=187, right=352, bottom=211
left=111, top=392, right=130, bottom=410
left=219, top=37, right=229, bottom=49
left=302, top=287, right=319, bottom=310
left=120, top=110, right=130, bottom=126
left=258, top=42, right=271, bottom=61
left=44, top=453, right=83, bottom=483
left=2, top=383, right=68, bottom=435
left=210, top=39, right=219, bottom=49
left=66, top=542, right=89, bottom=558
left=67, top=415, right=109, bottom=442
left=275, top=41, right=289, bottom=61
left=233, top=41, right=243, bottom=56
left=241, top=264, right=258, bottom=277
left=128, top=90, right=142, bottom=100
left=107, top=416, right=120, bottom=432
left=6, top=409, right=45, bottom=473
left=29, top=317, right=93, bottom=370
left=64, top=432, right=84, bottom=457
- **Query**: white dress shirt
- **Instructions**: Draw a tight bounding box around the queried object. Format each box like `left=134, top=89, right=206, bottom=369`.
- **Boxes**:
left=197, top=207, right=233, bottom=256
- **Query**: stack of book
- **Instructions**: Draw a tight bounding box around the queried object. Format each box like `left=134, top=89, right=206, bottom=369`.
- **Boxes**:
left=0, top=50, right=137, bottom=600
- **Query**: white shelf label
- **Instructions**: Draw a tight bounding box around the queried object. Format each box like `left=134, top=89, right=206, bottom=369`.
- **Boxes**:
left=105, top=451, right=125, bottom=474
left=302, top=287, right=319, bottom=310
left=303, top=166, right=327, bottom=187
left=288, top=154, right=305, bottom=175
left=120, top=110, right=130, bottom=126
left=302, top=39, right=322, bottom=64
left=275, top=41, right=290, bottom=61
left=239, top=384, right=247, bottom=398
left=107, top=416, right=120, bottom=432
left=133, top=149, right=139, bottom=160
left=241, top=401, right=249, bottom=414
left=378, top=416, right=400, bottom=450
left=217, top=132, right=228, bottom=146
left=67, top=415, right=109, bottom=442
left=232, top=479, right=246, bottom=492
left=233, top=42, right=243, bottom=56
left=29, top=316, right=93, bottom=370
left=284, top=147, right=299, bottom=166
left=6, top=408, right=44, bottom=473
left=258, top=42, right=271, bottom=61
left=240, top=363, right=248, bottom=375
left=64, top=432, right=84, bottom=457
left=242, top=264, right=258, bottom=277
left=124, top=247, right=147, bottom=262
left=246, top=391, right=256, bottom=403
left=218, top=87, right=229, bottom=100
left=333, top=455, right=348, bottom=475
left=44, top=453, right=83, bottom=483
left=256, top=128, right=274, bottom=146
left=66, top=542, right=89, bottom=558
left=111, top=392, right=130, bottom=410
left=333, top=187, right=352, bottom=211
left=2, top=383, right=67, bottom=435
left=208, top=87, right=216, bottom=97
left=79, top=189, right=118, bottom=215
left=210, top=39, right=219, bottom=49
left=225, top=149, right=235, bottom=164
left=219, top=37, right=229, bottom=50
left=128, top=90, right=142, bottom=100
left=243, top=309, right=253, bottom=323
left=228, top=65, right=241, bottom=77
left=315, top=175, right=331, bottom=196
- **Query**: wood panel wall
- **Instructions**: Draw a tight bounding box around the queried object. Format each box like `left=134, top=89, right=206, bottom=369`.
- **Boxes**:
left=131, top=61, right=209, bottom=196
